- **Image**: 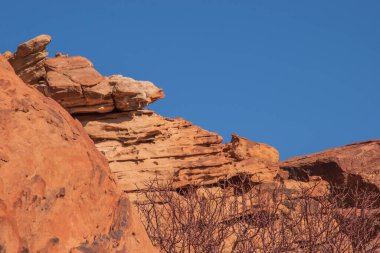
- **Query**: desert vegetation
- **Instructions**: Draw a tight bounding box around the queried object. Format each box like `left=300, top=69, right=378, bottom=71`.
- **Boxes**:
left=136, top=175, right=380, bottom=253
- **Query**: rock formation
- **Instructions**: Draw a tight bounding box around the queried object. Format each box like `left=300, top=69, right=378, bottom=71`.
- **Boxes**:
left=0, top=54, right=157, bottom=252
left=6, top=35, right=380, bottom=196
left=7, top=35, right=164, bottom=115
left=6, top=35, right=280, bottom=195
left=280, top=140, right=380, bottom=249
left=43, top=56, right=164, bottom=114
left=2, top=34, right=380, bottom=252
left=280, top=140, right=380, bottom=191
left=78, top=112, right=279, bottom=192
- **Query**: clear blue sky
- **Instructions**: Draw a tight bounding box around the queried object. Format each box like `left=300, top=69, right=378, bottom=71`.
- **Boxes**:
left=1, top=1, right=379, bottom=159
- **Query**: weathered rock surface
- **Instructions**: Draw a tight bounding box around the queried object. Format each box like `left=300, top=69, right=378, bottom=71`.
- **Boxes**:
left=110, top=75, right=165, bottom=111
left=42, top=56, right=165, bottom=114
left=280, top=140, right=380, bottom=191
left=280, top=141, right=380, bottom=247
left=5, top=35, right=281, bottom=194
left=6, top=36, right=165, bottom=114
left=78, top=111, right=280, bottom=192
left=3, top=34, right=380, bottom=251
left=44, top=56, right=114, bottom=114
left=0, top=54, right=14, bottom=72
left=0, top=57, right=157, bottom=253
left=8, top=34, right=51, bottom=85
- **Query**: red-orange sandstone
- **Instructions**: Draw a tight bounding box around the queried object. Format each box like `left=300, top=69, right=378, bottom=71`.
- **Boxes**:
left=0, top=54, right=157, bottom=253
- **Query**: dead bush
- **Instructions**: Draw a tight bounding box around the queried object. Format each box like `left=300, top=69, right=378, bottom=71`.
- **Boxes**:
left=136, top=175, right=380, bottom=253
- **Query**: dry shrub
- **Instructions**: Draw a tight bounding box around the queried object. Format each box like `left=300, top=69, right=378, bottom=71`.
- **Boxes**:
left=136, top=175, right=380, bottom=253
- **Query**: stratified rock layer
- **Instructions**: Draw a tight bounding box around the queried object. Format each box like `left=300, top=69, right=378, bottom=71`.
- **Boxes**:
left=78, top=111, right=280, bottom=192
left=280, top=140, right=380, bottom=191
left=0, top=55, right=157, bottom=253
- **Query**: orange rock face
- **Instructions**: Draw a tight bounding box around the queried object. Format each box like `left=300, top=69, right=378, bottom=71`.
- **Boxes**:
left=280, top=140, right=380, bottom=191
left=0, top=55, right=157, bottom=252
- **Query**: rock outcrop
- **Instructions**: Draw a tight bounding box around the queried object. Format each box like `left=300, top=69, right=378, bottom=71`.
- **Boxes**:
left=6, top=35, right=380, bottom=197
left=43, top=55, right=164, bottom=114
left=279, top=140, right=380, bottom=248
left=2, top=34, right=380, bottom=252
left=8, top=35, right=165, bottom=115
left=280, top=140, right=380, bottom=191
left=4, top=35, right=279, bottom=195
left=44, top=55, right=114, bottom=114
left=0, top=54, right=157, bottom=252
left=78, top=111, right=279, bottom=192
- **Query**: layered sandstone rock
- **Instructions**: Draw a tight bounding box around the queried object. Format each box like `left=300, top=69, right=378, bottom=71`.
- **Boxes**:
left=6, top=35, right=165, bottom=114
left=78, top=111, right=280, bottom=192
left=0, top=55, right=157, bottom=253
left=43, top=56, right=165, bottom=114
left=44, top=56, right=114, bottom=114
left=8, top=34, right=51, bottom=85
left=3, top=35, right=282, bottom=195
left=280, top=140, right=380, bottom=191
left=3, top=34, right=380, bottom=251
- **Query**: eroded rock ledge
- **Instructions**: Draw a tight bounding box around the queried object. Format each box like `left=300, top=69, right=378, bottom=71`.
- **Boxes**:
left=78, top=111, right=279, bottom=191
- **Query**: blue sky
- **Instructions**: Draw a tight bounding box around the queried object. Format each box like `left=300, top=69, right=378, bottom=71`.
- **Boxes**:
left=1, top=1, right=379, bottom=159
